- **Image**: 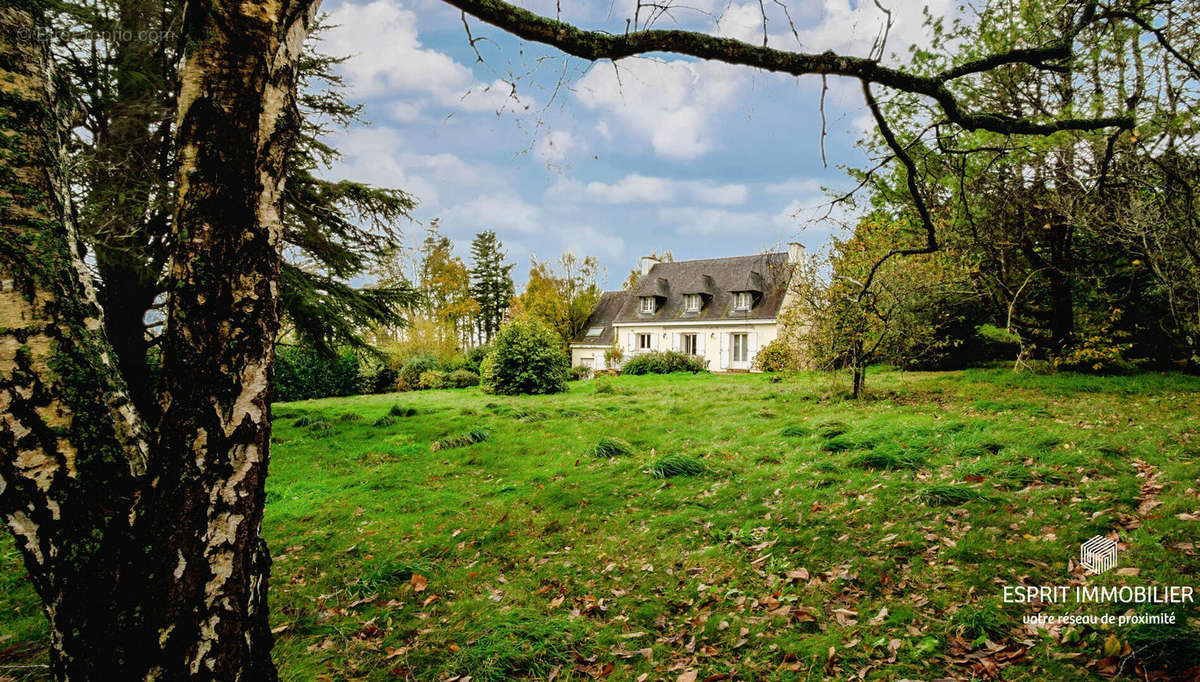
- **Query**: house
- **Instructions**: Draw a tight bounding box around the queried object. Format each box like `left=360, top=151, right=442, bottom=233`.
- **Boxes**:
left=570, top=244, right=804, bottom=372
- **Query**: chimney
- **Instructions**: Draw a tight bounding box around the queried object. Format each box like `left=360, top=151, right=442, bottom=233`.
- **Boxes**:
left=787, top=242, right=805, bottom=264
left=639, top=255, right=660, bottom=275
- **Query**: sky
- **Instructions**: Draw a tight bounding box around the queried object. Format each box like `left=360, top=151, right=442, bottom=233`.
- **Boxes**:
left=318, top=0, right=959, bottom=289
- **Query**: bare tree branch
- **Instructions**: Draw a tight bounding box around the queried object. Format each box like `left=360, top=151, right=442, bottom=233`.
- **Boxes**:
left=440, top=0, right=1134, bottom=136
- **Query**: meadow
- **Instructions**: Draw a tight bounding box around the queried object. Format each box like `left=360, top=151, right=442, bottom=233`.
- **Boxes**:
left=2, top=368, right=1199, bottom=680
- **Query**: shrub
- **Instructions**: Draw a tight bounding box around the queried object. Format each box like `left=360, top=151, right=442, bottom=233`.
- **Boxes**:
left=603, top=344, right=624, bottom=368
left=418, top=370, right=448, bottom=390
left=465, top=345, right=491, bottom=374
left=445, top=369, right=480, bottom=388
left=621, top=351, right=705, bottom=376
left=590, top=437, right=633, bottom=458
left=649, top=453, right=707, bottom=478
left=480, top=318, right=569, bottom=395
left=753, top=338, right=802, bottom=372
left=432, top=428, right=490, bottom=451
left=570, top=365, right=592, bottom=381
left=397, top=354, right=440, bottom=391
left=357, top=352, right=399, bottom=394
left=273, top=345, right=359, bottom=402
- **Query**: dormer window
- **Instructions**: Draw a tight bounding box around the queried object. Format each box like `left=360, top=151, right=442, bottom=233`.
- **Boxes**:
left=639, top=296, right=656, bottom=314
left=683, top=294, right=702, bottom=312
left=733, top=292, right=752, bottom=311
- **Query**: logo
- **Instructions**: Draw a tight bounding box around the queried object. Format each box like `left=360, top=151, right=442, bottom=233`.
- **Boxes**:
left=1080, top=535, right=1119, bottom=574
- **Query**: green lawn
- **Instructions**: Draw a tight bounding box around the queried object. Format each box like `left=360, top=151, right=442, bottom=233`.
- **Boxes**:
left=3, top=369, right=1199, bottom=680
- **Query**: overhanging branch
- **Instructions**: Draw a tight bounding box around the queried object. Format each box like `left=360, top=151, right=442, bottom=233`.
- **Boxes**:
left=442, top=0, right=1135, bottom=135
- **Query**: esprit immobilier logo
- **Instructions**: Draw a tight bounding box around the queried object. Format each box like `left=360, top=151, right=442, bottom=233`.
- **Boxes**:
left=1079, top=535, right=1119, bottom=574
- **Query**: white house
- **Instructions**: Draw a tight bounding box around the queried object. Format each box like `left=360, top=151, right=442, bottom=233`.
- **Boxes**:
left=570, top=244, right=803, bottom=372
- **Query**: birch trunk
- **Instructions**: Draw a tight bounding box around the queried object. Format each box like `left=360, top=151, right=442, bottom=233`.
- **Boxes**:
left=0, top=0, right=317, bottom=678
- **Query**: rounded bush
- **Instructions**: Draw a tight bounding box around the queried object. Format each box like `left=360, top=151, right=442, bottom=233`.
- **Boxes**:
left=621, top=351, right=705, bottom=375
left=753, top=338, right=801, bottom=372
left=445, top=369, right=480, bottom=388
left=418, top=369, right=448, bottom=390
left=570, top=365, right=592, bottom=381
left=480, top=318, right=569, bottom=395
left=398, top=354, right=439, bottom=390
left=465, top=345, right=491, bottom=374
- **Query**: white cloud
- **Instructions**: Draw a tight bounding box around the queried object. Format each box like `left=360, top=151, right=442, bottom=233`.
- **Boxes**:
left=328, top=125, right=502, bottom=210
left=557, top=225, right=626, bottom=262
left=575, top=57, right=748, bottom=160
left=792, top=0, right=960, bottom=62
left=548, top=173, right=748, bottom=206
left=324, top=1, right=534, bottom=114
left=441, top=194, right=543, bottom=235
left=534, top=130, right=578, bottom=163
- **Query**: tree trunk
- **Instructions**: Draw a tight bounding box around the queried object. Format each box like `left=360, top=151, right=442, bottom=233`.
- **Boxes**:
left=133, top=0, right=317, bottom=677
left=0, top=5, right=150, bottom=676
left=851, top=339, right=865, bottom=399
left=1, top=0, right=318, bottom=678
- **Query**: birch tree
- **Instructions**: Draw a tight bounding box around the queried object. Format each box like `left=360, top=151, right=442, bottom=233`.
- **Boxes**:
left=0, top=0, right=317, bottom=677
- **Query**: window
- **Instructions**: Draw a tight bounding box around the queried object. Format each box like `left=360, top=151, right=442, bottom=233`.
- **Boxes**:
left=586, top=326, right=603, bottom=337
left=637, top=333, right=652, bottom=350
left=681, top=333, right=698, bottom=355
left=639, top=297, right=656, bottom=314
left=581, top=357, right=594, bottom=368
left=683, top=294, right=701, bottom=312
left=733, top=292, right=752, bottom=311
left=731, top=333, right=748, bottom=362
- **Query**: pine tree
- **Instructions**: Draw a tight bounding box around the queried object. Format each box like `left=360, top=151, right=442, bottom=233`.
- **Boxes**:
left=470, top=230, right=515, bottom=343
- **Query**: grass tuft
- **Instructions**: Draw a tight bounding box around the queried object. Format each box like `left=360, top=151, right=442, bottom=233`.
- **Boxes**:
left=649, top=453, right=707, bottom=478
left=918, top=484, right=987, bottom=506
left=850, top=447, right=924, bottom=470
left=389, top=404, right=418, bottom=417
left=817, top=421, right=848, bottom=439
left=440, top=610, right=579, bottom=682
left=432, top=428, right=490, bottom=451
left=590, top=437, right=634, bottom=459
left=780, top=424, right=808, bottom=437
left=372, top=415, right=398, bottom=427
left=349, top=556, right=434, bottom=596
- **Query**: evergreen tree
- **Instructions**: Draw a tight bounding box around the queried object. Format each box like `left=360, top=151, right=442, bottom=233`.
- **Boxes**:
left=469, top=230, right=515, bottom=343
left=48, top=3, right=417, bottom=414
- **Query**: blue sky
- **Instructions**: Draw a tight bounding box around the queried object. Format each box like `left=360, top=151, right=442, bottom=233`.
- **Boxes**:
left=319, top=0, right=957, bottom=289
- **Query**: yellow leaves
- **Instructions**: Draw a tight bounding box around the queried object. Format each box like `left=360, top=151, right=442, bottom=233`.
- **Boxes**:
left=1102, top=633, right=1122, bottom=657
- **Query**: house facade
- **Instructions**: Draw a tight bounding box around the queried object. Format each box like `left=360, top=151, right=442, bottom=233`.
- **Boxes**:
left=570, top=244, right=803, bottom=372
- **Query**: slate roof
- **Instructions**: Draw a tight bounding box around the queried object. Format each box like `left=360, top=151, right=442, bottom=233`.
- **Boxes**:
left=571, top=252, right=794, bottom=344
left=573, top=290, right=626, bottom=345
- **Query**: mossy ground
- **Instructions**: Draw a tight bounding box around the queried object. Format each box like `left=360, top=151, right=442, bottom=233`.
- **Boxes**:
left=2, top=367, right=1199, bottom=680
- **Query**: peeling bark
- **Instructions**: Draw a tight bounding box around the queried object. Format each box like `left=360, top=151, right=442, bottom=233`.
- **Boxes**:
left=0, top=4, right=149, bottom=677
left=1, top=0, right=318, bottom=678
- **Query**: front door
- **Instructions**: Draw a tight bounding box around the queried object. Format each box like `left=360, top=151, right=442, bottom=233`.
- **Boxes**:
left=731, top=333, right=750, bottom=370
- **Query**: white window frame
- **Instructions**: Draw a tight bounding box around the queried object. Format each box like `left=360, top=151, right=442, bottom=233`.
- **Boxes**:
left=639, top=297, right=656, bottom=314
left=683, top=294, right=701, bottom=312
left=681, top=333, right=698, bottom=355
left=731, top=333, right=749, bottom=363
left=733, top=292, right=752, bottom=311
left=637, top=333, right=653, bottom=350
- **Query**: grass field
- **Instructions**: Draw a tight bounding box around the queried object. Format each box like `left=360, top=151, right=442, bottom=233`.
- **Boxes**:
left=3, top=368, right=1200, bottom=680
